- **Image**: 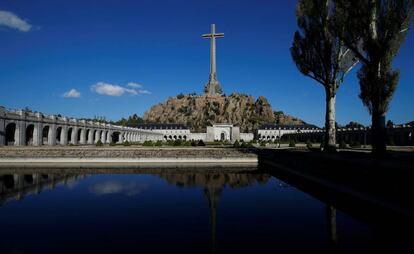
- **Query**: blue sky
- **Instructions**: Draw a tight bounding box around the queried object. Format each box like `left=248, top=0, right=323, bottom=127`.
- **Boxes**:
left=0, top=0, right=413, bottom=127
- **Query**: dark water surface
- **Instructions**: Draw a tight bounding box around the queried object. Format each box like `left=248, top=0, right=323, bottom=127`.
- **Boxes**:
left=0, top=169, right=411, bottom=254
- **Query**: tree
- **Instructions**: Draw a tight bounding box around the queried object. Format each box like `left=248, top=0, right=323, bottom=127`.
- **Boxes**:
left=345, top=121, right=365, bottom=129
left=291, top=0, right=358, bottom=151
left=333, top=0, right=414, bottom=155
left=386, top=120, right=395, bottom=128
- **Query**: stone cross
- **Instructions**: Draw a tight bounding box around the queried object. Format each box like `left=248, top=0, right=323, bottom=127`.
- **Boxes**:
left=202, top=24, right=224, bottom=95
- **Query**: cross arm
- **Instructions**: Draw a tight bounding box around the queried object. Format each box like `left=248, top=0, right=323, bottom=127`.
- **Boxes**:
left=202, top=33, right=224, bottom=38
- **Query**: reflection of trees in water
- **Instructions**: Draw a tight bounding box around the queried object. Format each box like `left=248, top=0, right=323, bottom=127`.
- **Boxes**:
left=326, top=205, right=338, bottom=253
left=0, top=173, right=84, bottom=205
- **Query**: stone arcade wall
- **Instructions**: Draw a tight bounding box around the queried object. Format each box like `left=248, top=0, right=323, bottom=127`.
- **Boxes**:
left=0, top=106, right=163, bottom=146
left=280, top=126, right=414, bottom=146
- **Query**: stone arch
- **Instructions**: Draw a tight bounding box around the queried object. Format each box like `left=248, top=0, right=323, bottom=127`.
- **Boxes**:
left=77, top=128, right=82, bottom=144
left=5, top=122, right=17, bottom=146
left=42, top=125, right=50, bottom=145
left=169, top=135, right=172, bottom=140
left=91, top=130, right=97, bottom=143
left=173, top=135, right=177, bottom=140
left=112, top=131, right=121, bottom=143
left=178, top=135, right=182, bottom=140
left=183, top=135, right=187, bottom=140
left=220, top=132, right=226, bottom=141
left=86, top=129, right=91, bottom=144
left=26, top=124, right=35, bottom=145
left=67, top=127, right=73, bottom=144
left=56, top=126, right=62, bottom=144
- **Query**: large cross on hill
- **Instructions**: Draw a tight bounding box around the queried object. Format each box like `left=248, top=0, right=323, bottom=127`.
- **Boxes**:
left=202, top=24, right=224, bottom=95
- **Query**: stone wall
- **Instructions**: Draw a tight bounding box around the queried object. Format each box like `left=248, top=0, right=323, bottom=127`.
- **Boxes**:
left=0, top=147, right=257, bottom=159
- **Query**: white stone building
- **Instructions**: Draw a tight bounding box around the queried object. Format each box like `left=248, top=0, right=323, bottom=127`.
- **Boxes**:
left=257, top=124, right=322, bottom=141
left=136, top=123, right=253, bottom=142
left=136, top=124, right=191, bottom=141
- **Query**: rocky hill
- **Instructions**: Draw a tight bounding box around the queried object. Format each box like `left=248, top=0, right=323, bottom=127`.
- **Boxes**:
left=143, top=93, right=305, bottom=132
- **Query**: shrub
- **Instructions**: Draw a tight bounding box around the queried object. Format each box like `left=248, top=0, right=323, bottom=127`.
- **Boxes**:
left=96, top=139, right=103, bottom=147
left=143, top=140, right=153, bottom=146
left=155, top=140, right=163, bottom=146
left=387, top=137, right=396, bottom=146
left=306, top=140, right=313, bottom=149
left=350, top=141, right=361, bottom=148
left=173, top=139, right=182, bottom=146
left=191, top=140, right=197, bottom=146
left=233, top=140, right=240, bottom=148
left=289, top=140, right=296, bottom=148
left=123, top=141, right=131, bottom=146
left=109, top=142, right=116, bottom=146
left=183, top=141, right=192, bottom=146
left=241, top=141, right=254, bottom=148
left=197, top=140, right=206, bottom=146
left=339, top=140, right=347, bottom=149
left=260, top=141, right=267, bottom=147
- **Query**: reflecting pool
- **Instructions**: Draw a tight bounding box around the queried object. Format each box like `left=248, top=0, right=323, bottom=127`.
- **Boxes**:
left=0, top=169, right=411, bottom=253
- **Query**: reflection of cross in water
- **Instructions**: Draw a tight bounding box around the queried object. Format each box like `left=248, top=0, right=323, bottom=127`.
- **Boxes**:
left=204, top=185, right=222, bottom=254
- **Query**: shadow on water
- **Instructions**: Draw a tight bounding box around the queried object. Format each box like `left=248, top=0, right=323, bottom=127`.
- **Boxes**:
left=0, top=166, right=412, bottom=253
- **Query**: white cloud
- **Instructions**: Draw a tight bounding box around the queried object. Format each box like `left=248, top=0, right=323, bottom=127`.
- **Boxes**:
left=127, top=82, right=142, bottom=88
left=138, top=89, right=151, bottom=94
left=91, top=81, right=151, bottom=97
left=0, top=10, right=32, bottom=32
left=62, top=89, right=81, bottom=98
left=91, top=82, right=126, bottom=96
left=89, top=181, right=148, bottom=196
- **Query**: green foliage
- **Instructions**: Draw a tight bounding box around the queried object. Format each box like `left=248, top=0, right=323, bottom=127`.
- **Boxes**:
left=349, top=140, right=361, bottom=148
left=260, top=141, right=267, bottom=147
left=240, top=141, right=254, bottom=148
left=113, top=114, right=145, bottom=127
left=96, top=139, right=103, bottom=147
left=333, top=0, right=413, bottom=154
left=197, top=140, right=206, bottom=146
left=123, top=141, right=131, bottom=146
left=173, top=139, right=183, bottom=146
left=233, top=140, right=240, bottom=148
left=191, top=140, right=197, bottom=146
left=291, top=0, right=357, bottom=153
left=345, top=121, right=365, bottom=129
left=387, top=120, right=395, bottom=128
left=143, top=140, right=154, bottom=146
left=387, top=136, right=396, bottom=146
left=339, top=140, right=347, bottom=149
left=155, top=140, right=163, bottom=146
left=289, top=140, right=296, bottom=147
left=306, top=139, right=313, bottom=149
left=109, top=142, right=116, bottom=146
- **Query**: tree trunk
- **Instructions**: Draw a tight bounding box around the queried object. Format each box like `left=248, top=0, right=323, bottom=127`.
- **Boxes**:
left=324, top=89, right=337, bottom=152
left=371, top=110, right=387, bottom=156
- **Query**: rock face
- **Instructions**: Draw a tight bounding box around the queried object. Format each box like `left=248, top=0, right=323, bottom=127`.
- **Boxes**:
left=143, top=93, right=304, bottom=132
